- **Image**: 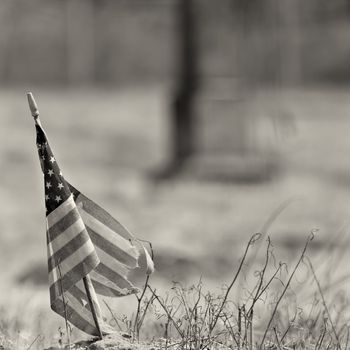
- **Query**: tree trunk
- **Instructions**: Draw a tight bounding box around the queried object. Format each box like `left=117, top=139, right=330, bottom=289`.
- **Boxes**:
left=171, top=0, right=198, bottom=170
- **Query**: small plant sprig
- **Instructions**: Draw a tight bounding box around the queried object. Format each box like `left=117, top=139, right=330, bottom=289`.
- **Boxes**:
left=133, top=241, right=156, bottom=341
left=259, top=231, right=314, bottom=348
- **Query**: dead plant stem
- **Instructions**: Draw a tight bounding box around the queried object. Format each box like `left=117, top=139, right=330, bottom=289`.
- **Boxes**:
left=307, top=257, right=342, bottom=350
left=259, top=233, right=313, bottom=348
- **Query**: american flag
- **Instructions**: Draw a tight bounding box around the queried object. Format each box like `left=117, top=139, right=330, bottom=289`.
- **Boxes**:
left=35, top=121, right=154, bottom=336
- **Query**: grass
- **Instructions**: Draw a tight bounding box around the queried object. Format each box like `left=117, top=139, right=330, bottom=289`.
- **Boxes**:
left=1, top=219, right=350, bottom=350
left=2, top=86, right=350, bottom=348
left=81, top=232, right=350, bottom=350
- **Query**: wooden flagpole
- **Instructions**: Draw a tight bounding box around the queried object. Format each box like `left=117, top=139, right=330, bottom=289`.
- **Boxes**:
left=83, top=276, right=103, bottom=339
left=26, top=92, right=103, bottom=340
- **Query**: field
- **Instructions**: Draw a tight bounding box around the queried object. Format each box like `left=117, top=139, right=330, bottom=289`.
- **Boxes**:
left=2, top=86, right=350, bottom=348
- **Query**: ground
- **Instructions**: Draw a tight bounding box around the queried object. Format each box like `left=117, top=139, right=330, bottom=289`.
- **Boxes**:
left=1, top=85, right=350, bottom=348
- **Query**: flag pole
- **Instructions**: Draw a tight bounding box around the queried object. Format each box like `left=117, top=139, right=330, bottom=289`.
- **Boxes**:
left=83, top=276, right=103, bottom=340
left=26, top=92, right=103, bottom=340
left=27, top=92, right=42, bottom=126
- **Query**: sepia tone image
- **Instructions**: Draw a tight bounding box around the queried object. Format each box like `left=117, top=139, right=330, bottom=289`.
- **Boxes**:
left=1, top=1, right=350, bottom=349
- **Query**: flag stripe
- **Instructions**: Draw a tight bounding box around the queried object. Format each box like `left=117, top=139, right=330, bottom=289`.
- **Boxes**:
left=66, top=288, right=112, bottom=334
left=77, top=193, right=134, bottom=241
left=65, top=291, right=95, bottom=324
left=90, top=277, right=130, bottom=297
left=68, top=285, right=86, bottom=307
left=48, top=208, right=82, bottom=242
left=47, top=195, right=76, bottom=228
left=95, top=262, right=134, bottom=290
left=52, top=297, right=98, bottom=335
left=49, top=217, right=85, bottom=255
left=74, top=279, right=102, bottom=318
left=49, top=252, right=99, bottom=301
left=48, top=230, right=90, bottom=272
left=86, top=226, right=138, bottom=268
left=79, top=208, right=139, bottom=266
left=47, top=242, right=58, bottom=286
left=94, top=246, right=130, bottom=277
left=89, top=269, right=135, bottom=297
left=49, top=239, right=96, bottom=284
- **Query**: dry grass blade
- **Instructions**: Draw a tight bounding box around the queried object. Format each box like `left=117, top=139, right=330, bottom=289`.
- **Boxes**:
left=221, top=312, right=239, bottom=347
left=246, top=198, right=299, bottom=273
left=25, top=334, right=42, bottom=350
left=103, top=300, right=122, bottom=331
left=247, top=237, right=272, bottom=314
left=307, top=257, right=342, bottom=350
left=344, top=327, right=350, bottom=350
left=148, top=286, right=184, bottom=339
left=259, top=232, right=314, bottom=348
left=273, top=327, right=283, bottom=350
left=315, top=323, right=327, bottom=350
left=210, top=232, right=261, bottom=334
left=249, top=309, right=253, bottom=350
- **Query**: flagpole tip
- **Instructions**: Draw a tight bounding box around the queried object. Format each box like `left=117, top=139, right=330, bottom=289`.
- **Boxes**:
left=27, top=92, right=40, bottom=120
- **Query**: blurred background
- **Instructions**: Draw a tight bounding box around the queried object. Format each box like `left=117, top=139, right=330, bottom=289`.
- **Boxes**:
left=2, top=0, right=350, bottom=347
